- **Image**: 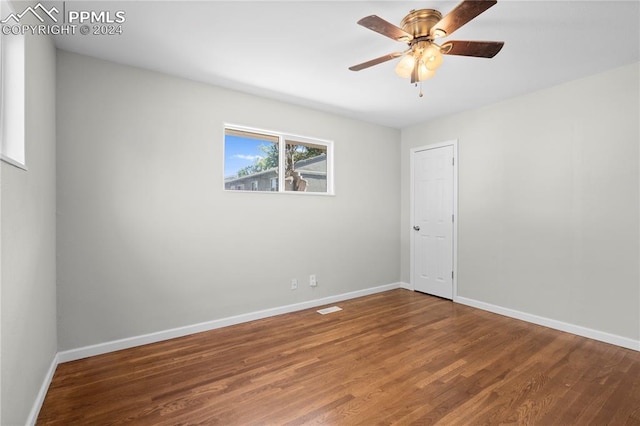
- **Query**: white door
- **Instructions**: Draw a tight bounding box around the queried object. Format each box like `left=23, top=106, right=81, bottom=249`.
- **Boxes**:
left=412, top=145, right=455, bottom=299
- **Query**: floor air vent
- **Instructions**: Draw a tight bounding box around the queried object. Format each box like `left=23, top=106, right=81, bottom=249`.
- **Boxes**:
left=317, top=306, right=342, bottom=315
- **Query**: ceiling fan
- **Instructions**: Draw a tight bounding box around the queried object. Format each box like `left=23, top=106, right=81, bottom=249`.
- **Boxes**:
left=349, top=0, right=504, bottom=97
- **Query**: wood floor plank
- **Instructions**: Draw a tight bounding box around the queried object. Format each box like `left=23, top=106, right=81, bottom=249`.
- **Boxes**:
left=37, top=289, right=640, bottom=425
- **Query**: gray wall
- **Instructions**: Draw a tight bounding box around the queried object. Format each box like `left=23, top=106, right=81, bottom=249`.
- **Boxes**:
left=56, top=51, right=401, bottom=351
left=1, top=33, right=57, bottom=425
left=401, top=62, right=640, bottom=341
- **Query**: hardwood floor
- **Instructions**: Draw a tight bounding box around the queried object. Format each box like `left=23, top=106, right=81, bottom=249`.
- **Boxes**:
left=38, top=289, right=640, bottom=425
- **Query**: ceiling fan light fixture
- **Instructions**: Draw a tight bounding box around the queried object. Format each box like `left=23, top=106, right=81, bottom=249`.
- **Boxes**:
left=417, top=61, right=436, bottom=81
left=422, top=44, right=443, bottom=71
left=395, top=54, right=415, bottom=78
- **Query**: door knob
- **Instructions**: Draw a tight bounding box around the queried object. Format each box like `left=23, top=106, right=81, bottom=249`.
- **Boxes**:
left=413, top=226, right=420, bottom=231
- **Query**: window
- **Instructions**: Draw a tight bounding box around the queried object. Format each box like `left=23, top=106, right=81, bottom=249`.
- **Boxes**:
left=224, top=125, right=333, bottom=195
left=284, top=139, right=328, bottom=193
left=0, top=0, right=26, bottom=169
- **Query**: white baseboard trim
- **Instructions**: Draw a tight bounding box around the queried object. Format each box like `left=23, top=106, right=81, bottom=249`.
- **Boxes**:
left=455, top=296, right=640, bottom=352
left=399, top=281, right=413, bottom=290
left=26, top=353, right=58, bottom=426
left=58, top=282, right=402, bottom=363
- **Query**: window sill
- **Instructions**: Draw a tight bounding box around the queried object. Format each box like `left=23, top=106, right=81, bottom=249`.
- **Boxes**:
left=223, top=189, right=335, bottom=197
left=1, top=155, right=27, bottom=171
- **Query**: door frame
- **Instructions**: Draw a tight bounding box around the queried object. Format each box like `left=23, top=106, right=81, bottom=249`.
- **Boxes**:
left=409, top=140, right=459, bottom=299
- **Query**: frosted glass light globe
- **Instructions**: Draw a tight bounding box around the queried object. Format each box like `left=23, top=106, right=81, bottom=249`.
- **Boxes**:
left=395, top=54, right=415, bottom=78
left=422, top=44, right=443, bottom=71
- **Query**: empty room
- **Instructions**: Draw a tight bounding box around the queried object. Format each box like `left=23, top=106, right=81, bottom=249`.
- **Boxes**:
left=1, top=0, right=639, bottom=424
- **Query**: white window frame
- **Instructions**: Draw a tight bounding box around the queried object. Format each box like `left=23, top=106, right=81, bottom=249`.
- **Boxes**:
left=0, top=0, right=26, bottom=169
left=223, top=124, right=334, bottom=195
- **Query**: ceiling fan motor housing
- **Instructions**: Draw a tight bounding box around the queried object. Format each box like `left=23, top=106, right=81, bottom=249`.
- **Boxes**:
left=400, top=9, right=443, bottom=41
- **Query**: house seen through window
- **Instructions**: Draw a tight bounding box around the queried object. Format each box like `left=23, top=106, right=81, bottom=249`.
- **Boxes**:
left=224, top=126, right=333, bottom=194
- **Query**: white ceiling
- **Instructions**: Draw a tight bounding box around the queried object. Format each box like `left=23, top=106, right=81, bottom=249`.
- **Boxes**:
left=50, top=1, right=640, bottom=128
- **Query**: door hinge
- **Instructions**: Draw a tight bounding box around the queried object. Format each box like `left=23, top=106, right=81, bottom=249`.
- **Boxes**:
left=452, top=214, right=454, bottom=223
left=452, top=157, right=455, bottom=166
left=452, top=271, right=454, bottom=279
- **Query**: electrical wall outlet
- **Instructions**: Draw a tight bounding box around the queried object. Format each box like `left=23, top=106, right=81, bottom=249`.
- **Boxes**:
left=291, top=279, right=298, bottom=290
left=309, top=274, right=317, bottom=287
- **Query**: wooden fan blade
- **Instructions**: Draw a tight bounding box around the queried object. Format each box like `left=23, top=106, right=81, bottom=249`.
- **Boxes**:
left=349, top=52, right=404, bottom=71
left=357, top=15, right=413, bottom=42
left=431, top=0, right=497, bottom=38
left=441, top=40, right=504, bottom=58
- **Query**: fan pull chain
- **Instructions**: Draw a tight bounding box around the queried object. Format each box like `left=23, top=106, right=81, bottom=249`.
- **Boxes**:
left=418, top=82, right=424, bottom=97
